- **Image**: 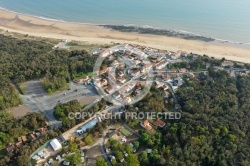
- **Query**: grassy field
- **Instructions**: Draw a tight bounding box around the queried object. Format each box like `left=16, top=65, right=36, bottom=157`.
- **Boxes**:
left=66, top=41, right=117, bottom=52
left=73, top=71, right=93, bottom=79
left=120, top=127, right=132, bottom=136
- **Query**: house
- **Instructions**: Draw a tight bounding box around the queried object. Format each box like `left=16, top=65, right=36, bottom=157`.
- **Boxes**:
left=76, top=76, right=91, bottom=85
left=155, top=60, right=168, bottom=70
left=99, top=67, right=112, bottom=75
left=35, top=132, right=41, bottom=138
left=156, top=56, right=163, bottom=62
left=170, top=53, right=179, bottom=60
left=140, top=120, right=152, bottom=130
left=137, top=81, right=146, bottom=87
left=105, top=86, right=113, bottom=94
left=21, top=136, right=27, bottom=142
left=171, top=50, right=184, bottom=59
left=124, top=50, right=132, bottom=55
left=162, top=74, right=172, bottom=82
left=119, top=86, right=130, bottom=94
left=113, top=92, right=121, bottom=99
left=100, top=49, right=111, bottom=57
left=39, top=128, right=47, bottom=132
left=5, top=144, right=15, bottom=153
left=118, top=71, right=124, bottom=77
left=155, top=81, right=165, bottom=89
left=221, top=60, right=234, bottom=67
left=118, top=77, right=127, bottom=84
left=29, top=133, right=36, bottom=141
left=112, top=60, right=120, bottom=67
left=153, top=119, right=166, bottom=128
left=134, top=60, right=141, bottom=65
left=179, top=68, right=187, bottom=73
left=128, top=81, right=137, bottom=89
left=99, top=79, right=108, bottom=87
left=123, top=97, right=132, bottom=103
left=130, top=69, right=141, bottom=77
left=144, top=63, right=153, bottom=70
left=236, top=71, right=250, bottom=76
left=15, top=141, right=22, bottom=147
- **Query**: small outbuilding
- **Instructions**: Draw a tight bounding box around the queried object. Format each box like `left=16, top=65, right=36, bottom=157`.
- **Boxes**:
left=50, top=139, right=62, bottom=151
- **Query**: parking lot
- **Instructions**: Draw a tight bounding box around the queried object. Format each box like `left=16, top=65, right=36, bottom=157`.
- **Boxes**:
left=22, top=80, right=47, bottom=98
left=20, top=80, right=100, bottom=128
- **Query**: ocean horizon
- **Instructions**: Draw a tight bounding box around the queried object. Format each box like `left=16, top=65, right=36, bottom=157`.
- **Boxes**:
left=0, top=0, right=250, bottom=44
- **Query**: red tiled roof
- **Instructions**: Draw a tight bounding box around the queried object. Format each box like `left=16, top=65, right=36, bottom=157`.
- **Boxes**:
left=153, top=119, right=166, bottom=128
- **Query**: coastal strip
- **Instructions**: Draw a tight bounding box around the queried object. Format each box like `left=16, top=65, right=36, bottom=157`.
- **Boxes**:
left=0, top=8, right=250, bottom=63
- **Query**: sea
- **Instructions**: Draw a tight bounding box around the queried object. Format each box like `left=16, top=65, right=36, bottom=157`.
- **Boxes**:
left=0, top=0, right=250, bottom=44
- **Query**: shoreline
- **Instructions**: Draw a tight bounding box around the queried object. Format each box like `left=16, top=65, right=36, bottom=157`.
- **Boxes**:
left=1, top=6, right=249, bottom=46
left=0, top=8, right=250, bottom=63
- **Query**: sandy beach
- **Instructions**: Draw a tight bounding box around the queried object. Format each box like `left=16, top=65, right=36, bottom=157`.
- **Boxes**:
left=0, top=9, right=250, bottom=63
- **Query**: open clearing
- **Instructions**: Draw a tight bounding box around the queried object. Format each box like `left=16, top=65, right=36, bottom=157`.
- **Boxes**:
left=8, top=105, right=32, bottom=118
left=120, top=127, right=132, bottom=136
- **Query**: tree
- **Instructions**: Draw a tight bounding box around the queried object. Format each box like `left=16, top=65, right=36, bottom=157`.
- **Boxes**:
left=68, top=142, right=78, bottom=153
left=96, top=157, right=108, bottom=166
left=0, top=132, right=7, bottom=147
left=127, top=154, right=140, bottom=166
left=149, top=149, right=161, bottom=163
left=17, top=155, right=29, bottom=166
left=124, top=144, right=133, bottom=154
left=66, top=152, right=81, bottom=165
left=84, top=135, right=94, bottom=145
left=139, top=151, right=148, bottom=165
left=115, top=151, right=124, bottom=161
left=133, top=141, right=139, bottom=149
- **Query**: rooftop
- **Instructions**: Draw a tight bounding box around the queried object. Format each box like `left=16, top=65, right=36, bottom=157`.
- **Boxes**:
left=153, top=119, right=166, bottom=128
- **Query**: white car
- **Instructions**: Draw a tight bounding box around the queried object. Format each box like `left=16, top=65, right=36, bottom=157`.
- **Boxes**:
left=81, top=157, right=85, bottom=163
left=81, top=150, right=85, bottom=157
left=63, top=160, right=70, bottom=166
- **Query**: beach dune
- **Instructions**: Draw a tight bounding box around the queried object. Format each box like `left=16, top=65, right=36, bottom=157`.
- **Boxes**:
left=0, top=9, right=250, bottom=63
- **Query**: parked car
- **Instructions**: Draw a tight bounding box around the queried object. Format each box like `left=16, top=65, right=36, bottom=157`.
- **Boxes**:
left=80, top=150, right=85, bottom=157
left=63, top=160, right=70, bottom=166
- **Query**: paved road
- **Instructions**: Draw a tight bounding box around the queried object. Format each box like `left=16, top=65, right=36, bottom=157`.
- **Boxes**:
left=62, top=105, right=121, bottom=140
